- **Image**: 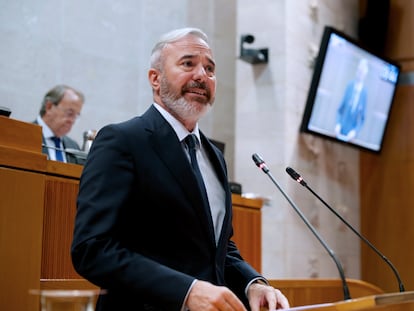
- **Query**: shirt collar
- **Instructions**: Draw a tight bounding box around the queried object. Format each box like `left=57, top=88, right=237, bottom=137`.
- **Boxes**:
left=153, top=103, right=201, bottom=143
left=37, top=115, right=55, bottom=139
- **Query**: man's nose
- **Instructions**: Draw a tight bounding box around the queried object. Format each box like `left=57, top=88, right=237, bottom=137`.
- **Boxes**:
left=192, top=64, right=208, bottom=80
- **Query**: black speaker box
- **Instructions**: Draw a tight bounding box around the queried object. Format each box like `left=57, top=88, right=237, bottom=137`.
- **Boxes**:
left=229, top=182, right=242, bottom=195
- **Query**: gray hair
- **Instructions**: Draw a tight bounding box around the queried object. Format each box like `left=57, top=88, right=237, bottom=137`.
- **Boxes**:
left=150, top=27, right=209, bottom=71
left=39, top=84, right=85, bottom=116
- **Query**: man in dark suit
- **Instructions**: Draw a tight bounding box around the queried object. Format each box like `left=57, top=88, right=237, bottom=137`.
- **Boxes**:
left=71, top=27, right=289, bottom=311
left=34, top=84, right=84, bottom=164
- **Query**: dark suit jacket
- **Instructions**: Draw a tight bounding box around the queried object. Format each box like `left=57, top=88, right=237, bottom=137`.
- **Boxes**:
left=33, top=120, right=83, bottom=164
left=336, top=81, right=368, bottom=136
left=71, top=105, right=261, bottom=311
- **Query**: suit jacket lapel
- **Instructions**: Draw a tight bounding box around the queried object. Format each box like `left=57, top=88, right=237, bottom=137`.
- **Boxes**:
left=144, top=107, right=216, bottom=246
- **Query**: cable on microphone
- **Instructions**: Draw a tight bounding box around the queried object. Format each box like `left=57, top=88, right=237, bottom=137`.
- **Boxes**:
left=42, top=144, right=88, bottom=163
left=286, top=166, right=405, bottom=292
left=252, top=153, right=351, bottom=300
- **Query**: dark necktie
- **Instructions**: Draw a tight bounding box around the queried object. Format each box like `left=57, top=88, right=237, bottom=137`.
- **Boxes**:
left=51, top=136, right=64, bottom=162
left=185, top=134, right=217, bottom=243
left=185, top=134, right=210, bottom=208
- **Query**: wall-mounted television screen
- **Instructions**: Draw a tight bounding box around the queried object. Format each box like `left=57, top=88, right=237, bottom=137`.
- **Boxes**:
left=300, top=26, right=400, bottom=153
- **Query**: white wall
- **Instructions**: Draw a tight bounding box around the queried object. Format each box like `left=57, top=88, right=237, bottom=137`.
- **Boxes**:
left=235, top=0, right=361, bottom=279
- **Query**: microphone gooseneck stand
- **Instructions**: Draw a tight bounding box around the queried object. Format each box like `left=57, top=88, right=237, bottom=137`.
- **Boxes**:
left=252, top=153, right=351, bottom=300
left=42, top=144, right=88, bottom=161
left=286, top=166, right=405, bottom=293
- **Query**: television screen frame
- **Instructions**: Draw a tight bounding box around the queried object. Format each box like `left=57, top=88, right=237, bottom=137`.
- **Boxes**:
left=300, top=25, right=401, bottom=153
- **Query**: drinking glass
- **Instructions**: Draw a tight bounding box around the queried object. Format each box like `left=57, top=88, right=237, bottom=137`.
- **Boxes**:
left=30, top=289, right=101, bottom=311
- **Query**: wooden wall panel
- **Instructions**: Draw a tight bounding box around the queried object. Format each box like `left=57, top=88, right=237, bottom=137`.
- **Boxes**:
left=0, top=167, right=45, bottom=311
left=231, top=195, right=262, bottom=273
left=360, top=85, right=414, bottom=292
left=360, top=0, right=414, bottom=293
left=386, top=0, right=414, bottom=61
left=41, top=176, right=81, bottom=279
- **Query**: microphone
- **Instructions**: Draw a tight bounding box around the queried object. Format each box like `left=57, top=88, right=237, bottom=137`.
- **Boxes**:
left=252, top=153, right=351, bottom=300
left=286, top=166, right=405, bottom=292
left=64, top=148, right=88, bottom=160
left=42, top=144, right=88, bottom=162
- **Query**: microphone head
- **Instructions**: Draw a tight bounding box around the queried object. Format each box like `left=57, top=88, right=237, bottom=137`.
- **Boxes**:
left=286, top=166, right=307, bottom=186
left=252, top=153, right=269, bottom=173
left=286, top=167, right=300, bottom=180
left=252, top=153, right=264, bottom=166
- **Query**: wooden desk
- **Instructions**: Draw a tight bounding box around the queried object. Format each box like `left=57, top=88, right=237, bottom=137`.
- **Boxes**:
left=0, top=117, right=46, bottom=311
left=269, top=278, right=384, bottom=308
left=41, top=161, right=83, bottom=279
left=283, top=291, right=414, bottom=311
left=232, top=194, right=263, bottom=272
left=0, top=117, right=84, bottom=310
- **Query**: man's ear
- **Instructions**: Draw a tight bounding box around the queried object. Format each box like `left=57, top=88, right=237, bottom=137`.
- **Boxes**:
left=148, top=68, right=160, bottom=90
left=45, top=101, right=54, bottom=111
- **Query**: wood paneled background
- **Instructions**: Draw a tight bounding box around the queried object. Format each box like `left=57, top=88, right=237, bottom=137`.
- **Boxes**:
left=360, top=0, right=414, bottom=293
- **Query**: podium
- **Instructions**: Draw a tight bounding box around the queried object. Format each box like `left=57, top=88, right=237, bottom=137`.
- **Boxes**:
left=284, top=291, right=414, bottom=310
left=0, top=116, right=83, bottom=311
left=0, top=116, right=48, bottom=311
left=269, top=279, right=383, bottom=308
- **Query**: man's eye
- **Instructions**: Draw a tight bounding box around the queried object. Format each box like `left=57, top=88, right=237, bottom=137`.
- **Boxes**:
left=206, top=65, right=215, bottom=73
left=183, top=61, right=193, bottom=67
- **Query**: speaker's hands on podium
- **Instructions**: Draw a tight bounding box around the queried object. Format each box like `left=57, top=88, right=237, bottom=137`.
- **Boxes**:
left=247, top=281, right=290, bottom=311
left=186, top=280, right=289, bottom=311
left=186, top=280, right=247, bottom=311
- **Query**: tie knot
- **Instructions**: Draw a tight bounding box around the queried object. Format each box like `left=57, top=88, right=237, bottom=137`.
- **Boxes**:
left=185, top=134, right=198, bottom=150
left=51, top=136, right=60, bottom=142
left=51, top=136, right=61, bottom=146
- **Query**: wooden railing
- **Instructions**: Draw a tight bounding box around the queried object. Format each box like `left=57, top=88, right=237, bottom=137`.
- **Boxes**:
left=269, top=278, right=383, bottom=308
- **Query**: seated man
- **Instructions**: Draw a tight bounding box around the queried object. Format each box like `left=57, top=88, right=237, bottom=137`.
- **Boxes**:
left=34, top=84, right=85, bottom=164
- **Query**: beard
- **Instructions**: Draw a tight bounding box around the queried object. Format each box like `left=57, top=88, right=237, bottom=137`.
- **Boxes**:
left=159, top=75, right=214, bottom=124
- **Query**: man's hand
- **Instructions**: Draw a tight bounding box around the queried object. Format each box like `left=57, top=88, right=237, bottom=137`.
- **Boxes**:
left=247, top=281, right=290, bottom=310
left=186, top=280, right=248, bottom=311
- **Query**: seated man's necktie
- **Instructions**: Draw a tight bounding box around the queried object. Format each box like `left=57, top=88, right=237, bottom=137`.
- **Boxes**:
left=51, top=136, right=64, bottom=162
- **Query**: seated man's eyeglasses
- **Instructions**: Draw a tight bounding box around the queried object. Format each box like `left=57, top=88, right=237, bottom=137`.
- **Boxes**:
left=55, top=105, right=81, bottom=120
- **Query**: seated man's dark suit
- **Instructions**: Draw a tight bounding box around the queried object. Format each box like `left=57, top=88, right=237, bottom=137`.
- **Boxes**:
left=33, top=120, right=83, bottom=164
